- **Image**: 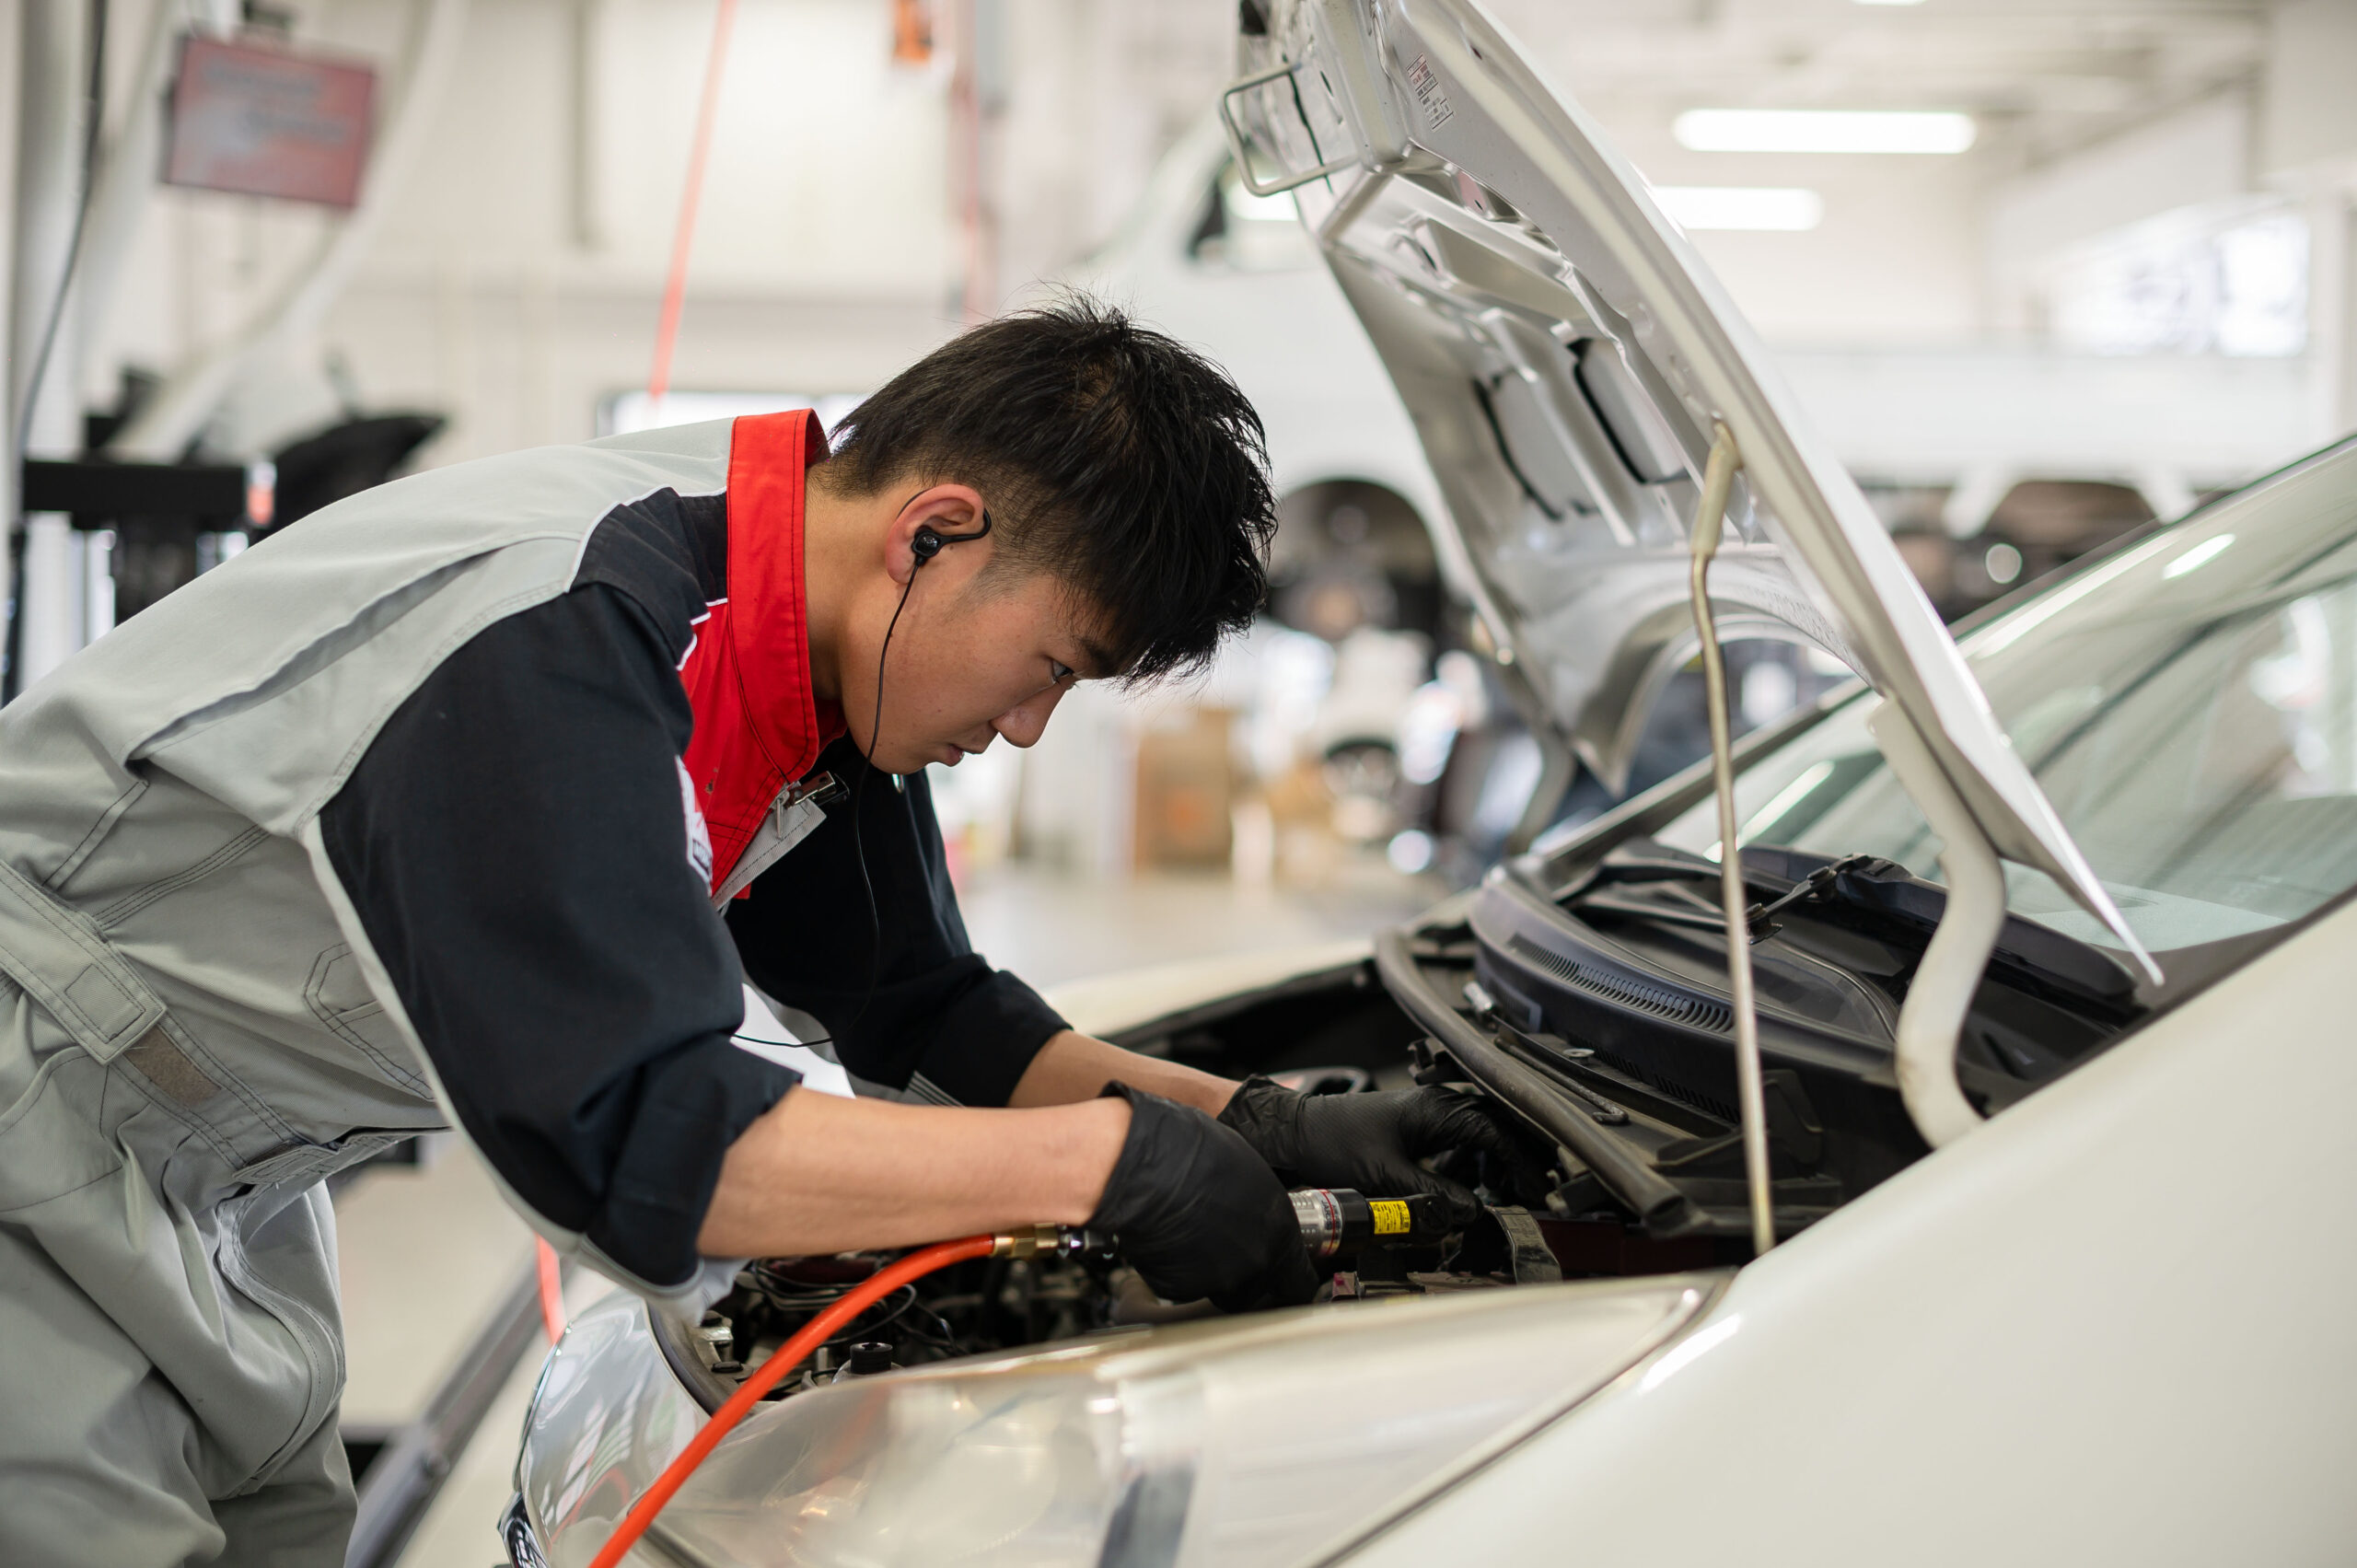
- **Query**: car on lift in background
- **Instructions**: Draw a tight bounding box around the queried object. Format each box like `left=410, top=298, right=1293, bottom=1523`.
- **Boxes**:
left=503, top=5, right=2355, bottom=1564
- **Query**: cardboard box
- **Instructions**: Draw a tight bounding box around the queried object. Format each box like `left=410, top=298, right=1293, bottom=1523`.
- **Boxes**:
left=1132, top=706, right=1236, bottom=870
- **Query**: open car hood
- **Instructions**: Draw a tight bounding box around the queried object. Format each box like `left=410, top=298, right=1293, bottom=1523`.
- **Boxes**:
left=1225, top=0, right=2152, bottom=970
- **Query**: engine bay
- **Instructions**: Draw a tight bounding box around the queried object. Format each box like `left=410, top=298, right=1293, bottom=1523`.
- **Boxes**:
left=653, top=1192, right=1693, bottom=1415
left=657, top=913, right=1785, bottom=1413
left=651, top=791, right=2157, bottom=1414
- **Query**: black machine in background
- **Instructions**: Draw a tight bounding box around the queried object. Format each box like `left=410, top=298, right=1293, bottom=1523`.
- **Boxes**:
left=19, top=453, right=251, bottom=624
left=267, top=412, right=446, bottom=533
left=7, top=398, right=443, bottom=676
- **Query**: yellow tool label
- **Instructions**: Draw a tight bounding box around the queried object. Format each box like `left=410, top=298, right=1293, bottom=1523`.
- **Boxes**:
left=1371, top=1200, right=1412, bottom=1237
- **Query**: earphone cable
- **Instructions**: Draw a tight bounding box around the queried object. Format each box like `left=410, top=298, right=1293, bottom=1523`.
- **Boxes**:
left=842, top=565, right=921, bottom=1040
left=834, top=507, right=987, bottom=1052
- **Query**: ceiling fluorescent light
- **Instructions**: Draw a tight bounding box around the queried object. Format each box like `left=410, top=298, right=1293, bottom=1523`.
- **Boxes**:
left=1853, top=0, right=1928, bottom=6
left=1674, top=110, right=1977, bottom=155
left=1656, top=186, right=1824, bottom=231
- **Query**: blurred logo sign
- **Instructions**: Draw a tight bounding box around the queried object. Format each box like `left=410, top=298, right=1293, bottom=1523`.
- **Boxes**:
left=2044, top=201, right=2307, bottom=358
left=165, top=37, right=375, bottom=208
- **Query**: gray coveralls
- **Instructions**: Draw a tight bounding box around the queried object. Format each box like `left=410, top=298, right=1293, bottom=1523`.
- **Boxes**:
left=0, top=421, right=813, bottom=1565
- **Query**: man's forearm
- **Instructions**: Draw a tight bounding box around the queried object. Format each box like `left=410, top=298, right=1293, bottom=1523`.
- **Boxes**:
left=696, top=1087, right=1130, bottom=1259
left=1007, top=1029, right=1239, bottom=1116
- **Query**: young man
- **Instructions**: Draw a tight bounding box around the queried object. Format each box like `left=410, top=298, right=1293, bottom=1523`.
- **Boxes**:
left=0, top=300, right=1511, bottom=1564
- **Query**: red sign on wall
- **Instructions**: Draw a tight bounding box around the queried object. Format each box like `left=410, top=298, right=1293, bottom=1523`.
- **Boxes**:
left=164, top=37, right=376, bottom=208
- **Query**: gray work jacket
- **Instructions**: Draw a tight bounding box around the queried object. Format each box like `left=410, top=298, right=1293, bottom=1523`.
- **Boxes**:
left=0, top=420, right=781, bottom=1502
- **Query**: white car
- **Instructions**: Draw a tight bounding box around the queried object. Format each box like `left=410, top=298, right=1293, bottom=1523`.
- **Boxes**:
left=504, top=4, right=2357, bottom=1564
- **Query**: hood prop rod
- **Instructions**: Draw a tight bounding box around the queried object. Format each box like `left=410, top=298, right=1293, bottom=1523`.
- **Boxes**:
left=1685, top=422, right=1776, bottom=1258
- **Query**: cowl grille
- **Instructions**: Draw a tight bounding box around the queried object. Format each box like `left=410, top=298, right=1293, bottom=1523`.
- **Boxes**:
left=1505, top=933, right=1734, bottom=1034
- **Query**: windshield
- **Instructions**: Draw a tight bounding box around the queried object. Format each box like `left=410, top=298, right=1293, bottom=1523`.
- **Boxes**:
left=1653, top=443, right=2357, bottom=961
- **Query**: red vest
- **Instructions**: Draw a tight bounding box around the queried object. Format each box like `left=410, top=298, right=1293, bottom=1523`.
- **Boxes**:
left=678, top=411, right=844, bottom=895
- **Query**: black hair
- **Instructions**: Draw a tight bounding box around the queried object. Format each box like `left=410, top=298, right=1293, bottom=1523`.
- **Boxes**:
left=821, top=294, right=1277, bottom=683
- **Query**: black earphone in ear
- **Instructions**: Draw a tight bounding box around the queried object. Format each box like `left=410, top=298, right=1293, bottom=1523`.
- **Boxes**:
left=910, top=508, right=993, bottom=564
left=839, top=504, right=998, bottom=1036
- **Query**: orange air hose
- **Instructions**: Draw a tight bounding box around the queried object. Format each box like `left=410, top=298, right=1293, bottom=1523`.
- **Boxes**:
left=586, top=1234, right=999, bottom=1568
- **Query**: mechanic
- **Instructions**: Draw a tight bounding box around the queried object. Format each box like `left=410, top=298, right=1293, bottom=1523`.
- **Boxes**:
left=0, top=297, right=1515, bottom=1565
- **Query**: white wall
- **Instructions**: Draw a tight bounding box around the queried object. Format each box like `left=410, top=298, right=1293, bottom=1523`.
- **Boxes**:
left=2262, top=0, right=2357, bottom=446
left=1776, top=348, right=2312, bottom=491
left=1606, top=123, right=1986, bottom=351
left=991, top=0, right=1229, bottom=305
left=1984, top=92, right=2252, bottom=341
left=28, top=0, right=2357, bottom=496
left=2261, top=0, right=2357, bottom=182
left=299, top=0, right=963, bottom=463
left=57, top=0, right=1237, bottom=470
left=310, top=0, right=962, bottom=458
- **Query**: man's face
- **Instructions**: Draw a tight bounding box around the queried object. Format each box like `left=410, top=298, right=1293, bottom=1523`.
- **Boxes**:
left=843, top=552, right=1114, bottom=775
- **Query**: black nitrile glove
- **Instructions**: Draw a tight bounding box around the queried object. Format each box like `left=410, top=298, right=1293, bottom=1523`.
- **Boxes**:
left=1217, top=1077, right=1524, bottom=1228
left=1089, top=1084, right=1319, bottom=1313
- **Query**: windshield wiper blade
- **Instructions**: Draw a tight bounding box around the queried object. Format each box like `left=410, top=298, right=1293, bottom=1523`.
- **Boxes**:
left=1558, top=838, right=1798, bottom=904
left=1573, top=888, right=1744, bottom=935
left=1570, top=838, right=2138, bottom=1006
left=1755, top=849, right=2138, bottom=1005
left=1564, top=840, right=1849, bottom=940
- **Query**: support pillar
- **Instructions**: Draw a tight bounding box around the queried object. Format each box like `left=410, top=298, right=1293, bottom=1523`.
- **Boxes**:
left=8, top=0, right=92, bottom=693
left=2310, top=187, right=2357, bottom=449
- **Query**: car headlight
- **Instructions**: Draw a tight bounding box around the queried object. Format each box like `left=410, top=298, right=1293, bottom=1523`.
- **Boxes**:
left=621, top=1273, right=1714, bottom=1568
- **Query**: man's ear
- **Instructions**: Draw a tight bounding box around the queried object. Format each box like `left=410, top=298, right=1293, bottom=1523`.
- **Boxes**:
left=886, top=483, right=991, bottom=586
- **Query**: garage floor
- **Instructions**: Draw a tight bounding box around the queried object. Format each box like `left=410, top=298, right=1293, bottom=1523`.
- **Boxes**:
left=347, top=860, right=1439, bottom=1567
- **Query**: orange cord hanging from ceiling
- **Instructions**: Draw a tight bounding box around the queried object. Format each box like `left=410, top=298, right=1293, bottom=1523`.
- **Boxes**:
left=891, top=0, right=933, bottom=64
left=584, top=1234, right=997, bottom=1568
left=535, top=1237, right=566, bottom=1343
left=646, top=0, right=741, bottom=408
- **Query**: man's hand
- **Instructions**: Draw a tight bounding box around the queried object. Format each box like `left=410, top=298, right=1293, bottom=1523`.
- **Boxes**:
left=1090, top=1085, right=1318, bottom=1312
left=1217, top=1076, right=1527, bottom=1227
left=1010, top=1036, right=1538, bottom=1231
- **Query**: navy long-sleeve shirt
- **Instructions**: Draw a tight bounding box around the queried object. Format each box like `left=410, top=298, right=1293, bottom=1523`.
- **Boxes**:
left=319, top=491, right=1065, bottom=1290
